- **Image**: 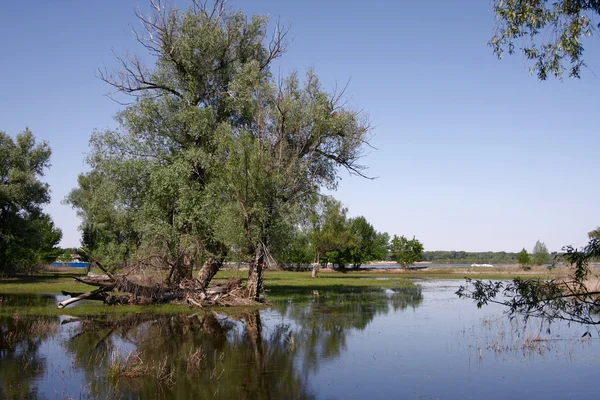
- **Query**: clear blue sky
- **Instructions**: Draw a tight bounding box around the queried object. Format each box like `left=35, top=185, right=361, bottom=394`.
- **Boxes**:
left=1, top=0, right=599, bottom=252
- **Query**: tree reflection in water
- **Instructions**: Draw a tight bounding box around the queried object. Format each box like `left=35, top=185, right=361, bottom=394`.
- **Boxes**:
left=271, top=286, right=423, bottom=372
left=0, top=286, right=423, bottom=399
left=63, top=311, right=315, bottom=399
left=0, top=314, right=59, bottom=399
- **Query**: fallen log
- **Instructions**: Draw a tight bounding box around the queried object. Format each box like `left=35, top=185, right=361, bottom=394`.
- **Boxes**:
left=59, top=272, right=255, bottom=308
left=61, top=290, right=84, bottom=297
left=86, top=272, right=112, bottom=281
left=71, top=275, right=115, bottom=289
left=58, top=287, right=108, bottom=309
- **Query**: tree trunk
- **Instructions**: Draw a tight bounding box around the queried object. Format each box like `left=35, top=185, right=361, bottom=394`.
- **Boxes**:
left=311, top=262, right=320, bottom=278
left=58, top=288, right=108, bottom=309
left=244, top=310, right=264, bottom=368
left=170, top=255, right=194, bottom=285
left=197, top=256, right=222, bottom=289
left=200, top=313, right=227, bottom=343
left=311, top=251, right=321, bottom=278
left=247, top=247, right=264, bottom=301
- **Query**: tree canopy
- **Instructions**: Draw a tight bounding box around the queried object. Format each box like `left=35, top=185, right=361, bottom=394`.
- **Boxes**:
left=308, top=197, right=355, bottom=277
left=390, top=235, right=423, bottom=268
left=490, top=0, right=600, bottom=79
left=275, top=204, right=390, bottom=271
left=66, top=0, right=371, bottom=299
left=588, top=226, right=600, bottom=240
left=421, top=250, right=521, bottom=264
left=532, top=240, right=550, bottom=265
left=0, top=129, right=62, bottom=273
left=516, top=248, right=531, bottom=269
left=345, top=217, right=389, bottom=268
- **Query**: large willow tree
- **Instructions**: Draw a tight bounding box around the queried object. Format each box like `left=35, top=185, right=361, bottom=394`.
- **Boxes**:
left=67, top=0, right=370, bottom=300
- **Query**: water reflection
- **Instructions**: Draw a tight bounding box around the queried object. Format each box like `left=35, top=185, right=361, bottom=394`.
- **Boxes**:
left=0, top=315, right=59, bottom=399
left=271, top=287, right=423, bottom=371
left=61, top=312, right=317, bottom=399
left=1, top=283, right=598, bottom=400
left=0, top=293, right=58, bottom=307
left=0, top=287, right=421, bottom=399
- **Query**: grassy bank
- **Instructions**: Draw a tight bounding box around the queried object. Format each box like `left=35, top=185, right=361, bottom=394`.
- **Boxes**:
left=0, top=270, right=91, bottom=294
left=0, top=265, right=574, bottom=316
left=215, top=265, right=563, bottom=282
left=1, top=266, right=554, bottom=296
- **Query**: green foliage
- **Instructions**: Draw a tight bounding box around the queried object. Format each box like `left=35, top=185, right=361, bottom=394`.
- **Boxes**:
left=66, top=1, right=289, bottom=274
left=66, top=0, right=370, bottom=290
left=277, top=212, right=389, bottom=269
left=531, top=240, right=550, bottom=265
left=458, top=239, right=600, bottom=326
left=65, top=168, right=140, bottom=269
left=32, top=215, right=63, bottom=264
left=0, top=129, right=61, bottom=273
left=490, top=0, right=599, bottom=79
left=588, top=226, right=600, bottom=240
left=516, top=248, right=531, bottom=270
left=343, top=217, right=389, bottom=268
left=309, top=197, right=355, bottom=267
left=390, top=235, right=424, bottom=268
left=276, top=229, right=313, bottom=266
left=421, top=250, right=519, bottom=264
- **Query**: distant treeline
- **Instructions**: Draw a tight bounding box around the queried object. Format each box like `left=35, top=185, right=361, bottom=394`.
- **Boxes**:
left=421, top=251, right=563, bottom=264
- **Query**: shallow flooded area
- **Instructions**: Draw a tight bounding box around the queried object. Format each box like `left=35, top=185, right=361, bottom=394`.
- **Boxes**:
left=1, top=280, right=598, bottom=399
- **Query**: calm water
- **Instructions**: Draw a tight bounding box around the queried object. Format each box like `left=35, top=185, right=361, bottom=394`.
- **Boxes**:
left=0, top=281, right=598, bottom=399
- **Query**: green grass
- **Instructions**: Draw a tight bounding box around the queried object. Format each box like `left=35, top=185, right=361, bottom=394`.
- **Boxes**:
left=0, top=273, right=91, bottom=294
left=214, top=269, right=419, bottom=302
left=221, top=270, right=415, bottom=287
left=0, top=267, right=552, bottom=316
left=216, top=268, right=549, bottom=283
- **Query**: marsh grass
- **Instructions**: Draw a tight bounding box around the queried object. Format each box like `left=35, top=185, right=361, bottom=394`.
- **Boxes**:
left=521, top=334, right=551, bottom=354
left=476, top=315, right=594, bottom=358
left=486, top=332, right=552, bottom=356
left=107, top=349, right=175, bottom=386
left=0, top=317, right=58, bottom=349
left=184, top=347, right=206, bottom=373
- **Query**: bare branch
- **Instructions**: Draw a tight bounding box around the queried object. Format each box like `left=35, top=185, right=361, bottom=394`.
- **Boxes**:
left=261, top=18, right=290, bottom=70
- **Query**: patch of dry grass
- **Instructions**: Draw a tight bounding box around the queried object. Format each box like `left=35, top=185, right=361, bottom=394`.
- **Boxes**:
left=583, top=277, right=600, bottom=293
left=108, top=349, right=175, bottom=386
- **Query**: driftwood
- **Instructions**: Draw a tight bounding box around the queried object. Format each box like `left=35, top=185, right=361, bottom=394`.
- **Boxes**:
left=61, top=290, right=84, bottom=297
left=71, top=275, right=116, bottom=289
left=60, top=270, right=253, bottom=309
left=58, top=287, right=109, bottom=309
